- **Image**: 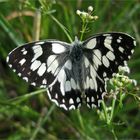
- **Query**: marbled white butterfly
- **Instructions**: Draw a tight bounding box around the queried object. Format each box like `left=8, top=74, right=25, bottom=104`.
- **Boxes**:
left=7, top=32, right=136, bottom=110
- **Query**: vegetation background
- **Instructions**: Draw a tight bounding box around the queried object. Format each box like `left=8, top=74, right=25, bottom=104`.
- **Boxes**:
left=0, top=0, right=140, bottom=139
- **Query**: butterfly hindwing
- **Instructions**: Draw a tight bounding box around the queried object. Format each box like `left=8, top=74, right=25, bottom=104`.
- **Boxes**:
left=83, top=55, right=106, bottom=108
left=83, top=32, right=136, bottom=108
left=47, top=60, right=82, bottom=110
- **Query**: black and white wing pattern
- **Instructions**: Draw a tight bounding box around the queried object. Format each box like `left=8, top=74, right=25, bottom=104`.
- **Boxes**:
left=7, top=40, right=69, bottom=87
left=47, top=59, right=82, bottom=110
left=7, top=32, right=136, bottom=110
left=7, top=40, right=82, bottom=110
left=82, top=32, right=136, bottom=108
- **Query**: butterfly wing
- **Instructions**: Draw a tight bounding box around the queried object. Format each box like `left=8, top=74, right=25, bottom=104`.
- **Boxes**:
left=7, top=40, right=70, bottom=87
left=7, top=40, right=82, bottom=110
left=47, top=59, right=82, bottom=110
left=82, top=55, right=106, bottom=108
left=82, top=32, right=136, bottom=108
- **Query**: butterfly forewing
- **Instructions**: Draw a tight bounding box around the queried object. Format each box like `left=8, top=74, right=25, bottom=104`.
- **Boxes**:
left=7, top=40, right=70, bottom=88
left=83, top=32, right=136, bottom=108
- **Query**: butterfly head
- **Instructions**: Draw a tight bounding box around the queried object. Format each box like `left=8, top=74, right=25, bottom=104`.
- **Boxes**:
left=74, top=36, right=79, bottom=42
left=71, top=36, right=81, bottom=47
left=73, top=36, right=82, bottom=45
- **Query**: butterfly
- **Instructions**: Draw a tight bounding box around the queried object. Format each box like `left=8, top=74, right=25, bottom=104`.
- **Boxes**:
left=7, top=32, right=136, bottom=110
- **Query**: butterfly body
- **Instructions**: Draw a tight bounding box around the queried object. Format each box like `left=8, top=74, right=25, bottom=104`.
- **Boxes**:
left=69, top=39, right=83, bottom=62
left=7, top=32, right=136, bottom=110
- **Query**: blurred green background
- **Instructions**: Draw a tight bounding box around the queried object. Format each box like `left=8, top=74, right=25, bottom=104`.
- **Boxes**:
left=0, top=0, right=140, bottom=139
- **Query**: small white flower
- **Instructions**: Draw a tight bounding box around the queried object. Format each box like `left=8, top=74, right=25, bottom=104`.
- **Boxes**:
left=76, top=6, right=98, bottom=22
left=118, top=81, right=123, bottom=87
left=93, top=16, right=98, bottom=20
left=132, top=79, right=137, bottom=86
left=106, top=107, right=112, bottom=111
left=88, top=6, right=93, bottom=12
left=122, top=77, right=126, bottom=82
left=115, top=73, right=120, bottom=77
left=119, top=65, right=130, bottom=73
left=76, top=10, right=81, bottom=15
left=82, top=11, right=88, bottom=18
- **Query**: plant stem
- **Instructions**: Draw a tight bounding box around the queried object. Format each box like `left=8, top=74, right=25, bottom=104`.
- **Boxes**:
left=111, top=127, right=118, bottom=140
left=0, top=14, right=23, bottom=45
left=101, top=101, right=109, bottom=124
left=33, top=8, right=41, bottom=41
left=109, top=97, right=116, bottom=123
left=80, top=20, right=88, bottom=41
left=50, top=15, right=73, bottom=43
left=30, top=104, right=56, bottom=140
left=77, top=109, right=85, bottom=131
left=9, top=89, right=47, bottom=103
